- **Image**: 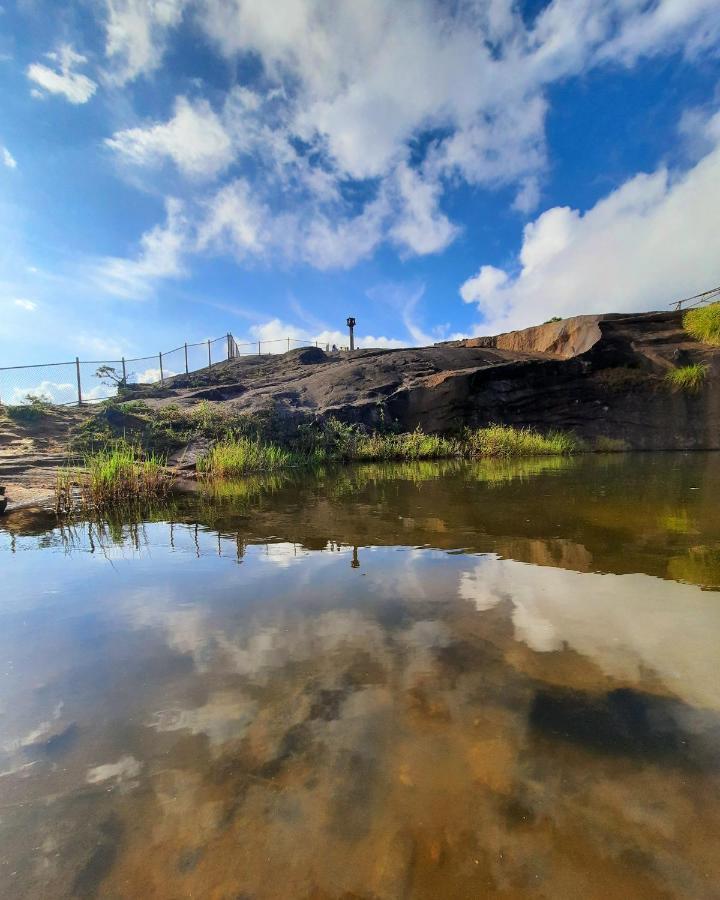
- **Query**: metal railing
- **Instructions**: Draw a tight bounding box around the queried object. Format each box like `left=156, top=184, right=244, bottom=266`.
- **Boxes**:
left=670, top=285, right=720, bottom=311
left=0, top=333, right=319, bottom=407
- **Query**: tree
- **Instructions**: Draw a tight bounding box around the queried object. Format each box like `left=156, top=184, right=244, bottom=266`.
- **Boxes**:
left=95, top=365, right=131, bottom=393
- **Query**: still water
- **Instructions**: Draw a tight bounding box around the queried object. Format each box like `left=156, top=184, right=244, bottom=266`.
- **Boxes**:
left=2, top=454, right=720, bottom=899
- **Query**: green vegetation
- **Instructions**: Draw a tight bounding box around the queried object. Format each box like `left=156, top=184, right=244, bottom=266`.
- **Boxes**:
left=683, top=302, right=720, bottom=346
left=665, top=363, right=708, bottom=393
left=4, top=393, right=54, bottom=422
left=462, top=424, right=580, bottom=457
left=350, top=428, right=458, bottom=461
left=71, top=398, right=277, bottom=454
left=543, top=316, right=563, bottom=324
left=54, top=443, right=172, bottom=514
left=197, top=420, right=580, bottom=476
left=197, top=436, right=292, bottom=476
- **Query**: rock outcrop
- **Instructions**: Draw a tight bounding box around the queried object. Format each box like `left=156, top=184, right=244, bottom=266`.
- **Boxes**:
left=128, top=309, right=719, bottom=450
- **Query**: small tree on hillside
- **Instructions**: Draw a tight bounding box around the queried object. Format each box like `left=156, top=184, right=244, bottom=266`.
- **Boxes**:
left=95, top=365, right=132, bottom=395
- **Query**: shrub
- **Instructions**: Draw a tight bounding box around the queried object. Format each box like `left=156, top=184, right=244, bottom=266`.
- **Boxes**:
left=5, top=393, right=54, bottom=422
left=683, top=303, right=720, bottom=346
left=665, top=364, right=708, bottom=393
left=464, top=424, right=580, bottom=457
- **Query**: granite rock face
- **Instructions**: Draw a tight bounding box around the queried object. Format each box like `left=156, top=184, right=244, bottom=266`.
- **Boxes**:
left=134, top=310, right=720, bottom=450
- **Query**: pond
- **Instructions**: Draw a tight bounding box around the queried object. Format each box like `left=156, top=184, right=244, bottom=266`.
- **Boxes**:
left=2, top=453, right=720, bottom=899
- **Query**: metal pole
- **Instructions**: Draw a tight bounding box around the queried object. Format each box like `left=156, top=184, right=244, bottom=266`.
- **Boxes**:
left=184, top=343, right=189, bottom=374
left=287, top=337, right=290, bottom=352
left=159, top=351, right=164, bottom=385
left=75, top=357, right=82, bottom=406
left=121, top=357, right=126, bottom=383
left=258, top=341, right=261, bottom=355
left=227, top=333, right=232, bottom=360
left=208, top=339, right=212, bottom=369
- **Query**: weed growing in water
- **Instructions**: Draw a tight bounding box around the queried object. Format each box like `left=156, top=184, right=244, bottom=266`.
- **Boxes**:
left=197, top=436, right=292, bottom=476
left=463, top=424, right=580, bottom=457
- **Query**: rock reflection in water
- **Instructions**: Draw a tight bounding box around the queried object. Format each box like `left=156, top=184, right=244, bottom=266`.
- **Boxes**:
left=1, top=454, right=720, bottom=898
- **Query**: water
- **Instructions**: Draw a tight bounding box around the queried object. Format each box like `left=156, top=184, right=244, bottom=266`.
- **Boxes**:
left=2, top=454, right=720, bottom=899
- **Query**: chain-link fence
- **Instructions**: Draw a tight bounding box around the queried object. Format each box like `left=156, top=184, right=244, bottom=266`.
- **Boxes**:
left=0, top=333, right=323, bottom=407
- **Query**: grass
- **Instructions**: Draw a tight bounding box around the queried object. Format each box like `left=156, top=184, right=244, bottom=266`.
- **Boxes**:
left=462, top=424, right=580, bottom=457
left=54, top=443, right=172, bottom=514
left=197, top=436, right=292, bottom=476
left=684, top=302, right=720, bottom=346
left=664, top=363, right=709, bottom=393
left=197, top=421, right=580, bottom=476
left=350, top=428, right=459, bottom=461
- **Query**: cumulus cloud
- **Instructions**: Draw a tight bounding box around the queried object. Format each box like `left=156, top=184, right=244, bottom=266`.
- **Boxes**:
left=460, top=119, right=720, bottom=334
left=104, top=0, right=189, bottom=83
left=238, top=316, right=407, bottom=352
left=106, top=96, right=234, bottom=178
left=94, top=0, right=720, bottom=285
left=27, top=44, right=97, bottom=104
left=2, top=145, right=16, bottom=169
left=93, top=198, right=188, bottom=299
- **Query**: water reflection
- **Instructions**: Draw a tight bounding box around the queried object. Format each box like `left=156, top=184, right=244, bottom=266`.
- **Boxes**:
left=2, top=454, right=720, bottom=898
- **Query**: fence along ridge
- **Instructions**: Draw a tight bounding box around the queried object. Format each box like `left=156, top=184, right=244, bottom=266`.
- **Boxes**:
left=1, top=332, right=320, bottom=407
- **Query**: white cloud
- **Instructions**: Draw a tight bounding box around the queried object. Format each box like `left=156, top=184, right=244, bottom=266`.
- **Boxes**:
left=10, top=380, right=75, bottom=404
left=240, top=317, right=407, bottom=352
left=2, top=145, right=16, bottom=169
left=93, top=0, right=720, bottom=283
left=93, top=198, right=188, bottom=299
left=512, top=176, right=541, bottom=215
left=389, top=163, right=458, bottom=256
left=196, top=179, right=267, bottom=257
left=12, top=298, right=36, bottom=311
left=460, top=122, right=720, bottom=334
left=26, top=44, right=97, bottom=104
left=104, top=0, right=189, bottom=84
left=106, top=96, right=234, bottom=178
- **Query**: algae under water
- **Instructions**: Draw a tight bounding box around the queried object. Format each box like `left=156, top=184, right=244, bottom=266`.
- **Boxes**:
left=2, top=453, right=720, bottom=898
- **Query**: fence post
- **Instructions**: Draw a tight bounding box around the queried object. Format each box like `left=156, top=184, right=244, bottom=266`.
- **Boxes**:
left=207, top=339, right=212, bottom=369
left=121, top=357, right=126, bottom=383
left=184, top=343, right=189, bottom=374
left=159, top=351, right=164, bottom=385
left=75, top=357, right=82, bottom=406
left=287, top=337, right=290, bottom=352
left=258, top=341, right=261, bottom=356
left=227, top=333, right=232, bottom=360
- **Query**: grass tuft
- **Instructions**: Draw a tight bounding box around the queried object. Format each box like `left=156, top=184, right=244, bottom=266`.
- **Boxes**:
left=665, top=364, right=708, bottom=393
left=463, top=424, right=580, bottom=457
left=197, top=436, right=292, bottom=476
left=54, top=443, right=172, bottom=514
left=683, top=303, right=720, bottom=346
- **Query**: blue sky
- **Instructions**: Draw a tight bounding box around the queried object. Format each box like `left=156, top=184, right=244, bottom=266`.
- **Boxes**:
left=1, top=0, right=719, bottom=373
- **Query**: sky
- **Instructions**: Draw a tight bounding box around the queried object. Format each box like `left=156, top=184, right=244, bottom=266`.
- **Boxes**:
left=1, top=0, right=720, bottom=373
